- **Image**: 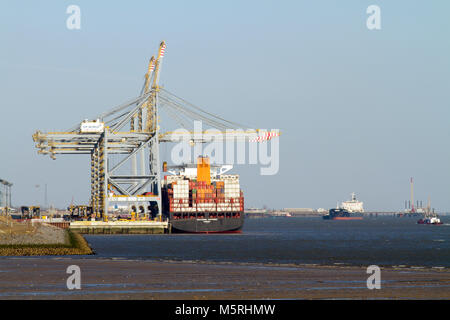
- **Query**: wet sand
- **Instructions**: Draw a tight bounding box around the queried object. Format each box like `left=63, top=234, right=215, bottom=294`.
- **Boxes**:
left=0, top=258, right=449, bottom=299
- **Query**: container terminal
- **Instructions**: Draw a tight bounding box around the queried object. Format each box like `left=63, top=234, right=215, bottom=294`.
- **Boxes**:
left=27, top=41, right=279, bottom=234
left=2, top=43, right=440, bottom=231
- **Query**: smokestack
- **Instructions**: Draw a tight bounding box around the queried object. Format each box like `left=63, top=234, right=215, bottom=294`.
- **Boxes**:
left=410, top=177, right=415, bottom=213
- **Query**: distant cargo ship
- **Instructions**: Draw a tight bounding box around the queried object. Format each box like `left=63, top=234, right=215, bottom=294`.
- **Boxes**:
left=162, top=156, right=244, bottom=233
left=322, top=208, right=363, bottom=220
left=245, top=208, right=268, bottom=215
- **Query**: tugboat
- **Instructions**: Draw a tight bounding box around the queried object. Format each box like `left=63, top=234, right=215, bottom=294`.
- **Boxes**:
left=417, top=198, right=442, bottom=225
left=417, top=215, right=443, bottom=225
left=322, top=208, right=363, bottom=220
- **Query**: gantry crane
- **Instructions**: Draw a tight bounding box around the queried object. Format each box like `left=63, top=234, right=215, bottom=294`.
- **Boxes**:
left=33, top=41, right=279, bottom=220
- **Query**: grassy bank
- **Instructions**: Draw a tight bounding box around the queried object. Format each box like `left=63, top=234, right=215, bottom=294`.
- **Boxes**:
left=0, top=230, right=93, bottom=256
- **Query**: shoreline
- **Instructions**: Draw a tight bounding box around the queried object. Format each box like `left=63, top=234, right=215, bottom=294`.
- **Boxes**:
left=2, top=253, right=448, bottom=271
left=0, top=254, right=450, bottom=272
left=74, top=256, right=450, bottom=272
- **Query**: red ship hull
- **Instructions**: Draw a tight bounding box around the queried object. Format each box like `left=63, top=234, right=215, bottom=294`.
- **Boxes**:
left=331, top=217, right=363, bottom=220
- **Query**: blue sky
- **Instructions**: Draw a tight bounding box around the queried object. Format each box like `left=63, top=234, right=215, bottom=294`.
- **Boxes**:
left=1, top=1, right=449, bottom=211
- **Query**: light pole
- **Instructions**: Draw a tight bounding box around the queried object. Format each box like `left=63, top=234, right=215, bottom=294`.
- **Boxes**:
left=0, top=179, right=13, bottom=215
left=35, top=184, right=40, bottom=208
left=44, top=183, right=48, bottom=210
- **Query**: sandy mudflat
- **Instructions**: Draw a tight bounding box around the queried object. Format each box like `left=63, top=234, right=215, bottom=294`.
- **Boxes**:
left=0, top=258, right=449, bottom=299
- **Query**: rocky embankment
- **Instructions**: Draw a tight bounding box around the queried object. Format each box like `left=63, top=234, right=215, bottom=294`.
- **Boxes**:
left=0, top=219, right=67, bottom=245
left=0, top=216, right=92, bottom=256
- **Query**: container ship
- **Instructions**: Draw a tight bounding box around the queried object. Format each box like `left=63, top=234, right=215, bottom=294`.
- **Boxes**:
left=162, top=156, right=244, bottom=233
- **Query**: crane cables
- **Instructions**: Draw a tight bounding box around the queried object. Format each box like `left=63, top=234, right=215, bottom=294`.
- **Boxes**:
left=65, top=90, right=153, bottom=132
left=64, top=86, right=252, bottom=133
left=159, top=88, right=250, bottom=131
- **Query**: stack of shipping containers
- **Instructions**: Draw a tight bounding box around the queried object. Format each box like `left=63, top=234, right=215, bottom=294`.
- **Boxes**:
left=163, top=157, right=244, bottom=219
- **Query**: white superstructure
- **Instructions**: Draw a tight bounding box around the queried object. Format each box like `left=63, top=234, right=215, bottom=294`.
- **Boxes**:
left=341, top=192, right=364, bottom=213
left=166, top=164, right=233, bottom=179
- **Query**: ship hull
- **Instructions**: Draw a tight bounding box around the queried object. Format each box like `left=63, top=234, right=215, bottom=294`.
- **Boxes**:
left=170, top=215, right=244, bottom=234
left=324, top=216, right=363, bottom=221
left=417, top=219, right=443, bottom=225
left=323, top=208, right=363, bottom=220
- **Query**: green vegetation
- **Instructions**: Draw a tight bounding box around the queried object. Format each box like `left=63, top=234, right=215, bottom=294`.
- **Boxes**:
left=0, top=230, right=93, bottom=256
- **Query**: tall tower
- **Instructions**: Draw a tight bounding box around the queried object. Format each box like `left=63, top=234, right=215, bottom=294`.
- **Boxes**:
left=410, top=177, right=415, bottom=213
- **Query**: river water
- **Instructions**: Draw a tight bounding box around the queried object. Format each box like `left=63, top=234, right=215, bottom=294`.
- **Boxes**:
left=83, top=216, right=450, bottom=267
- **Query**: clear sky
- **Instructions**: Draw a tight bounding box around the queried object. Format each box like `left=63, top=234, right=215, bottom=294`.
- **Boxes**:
left=1, top=1, right=449, bottom=211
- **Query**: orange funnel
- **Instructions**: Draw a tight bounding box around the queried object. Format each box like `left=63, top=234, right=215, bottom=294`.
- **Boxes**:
left=197, top=156, right=211, bottom=184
